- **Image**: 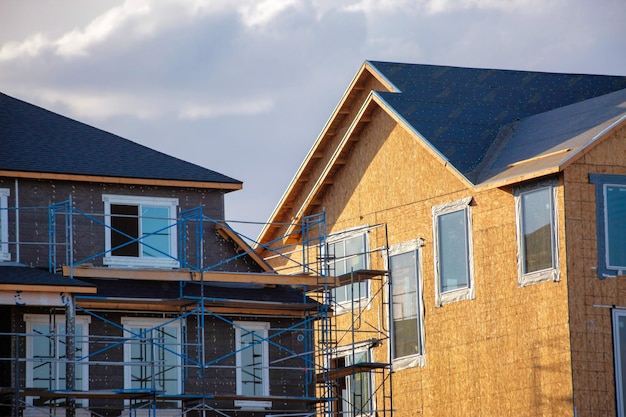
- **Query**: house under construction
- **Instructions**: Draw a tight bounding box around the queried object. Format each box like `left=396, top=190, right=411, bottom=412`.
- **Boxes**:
left=0, top=92, right=393, bottom=417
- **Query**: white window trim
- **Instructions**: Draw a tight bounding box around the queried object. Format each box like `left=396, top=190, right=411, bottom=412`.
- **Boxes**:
left=121, top=317, right=182, bottom=402
left=325, top=227, right=371, bottom=313
left=234, top=321, right=271, bottom=409
left=0, top=188, right=10, bottom=261
left=24, top=314, right=91, bottom=406
left=432, top=197, right=475, bottom=307
left=514, top=181, right=560, bottom=287
left=388, top=239, right=426, bottom=370
left=102, top=194, right=179, bottom=268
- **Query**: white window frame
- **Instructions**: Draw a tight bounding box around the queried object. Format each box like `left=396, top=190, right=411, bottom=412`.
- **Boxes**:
left=614, top=309, right=626, bottom=417
left=121, top=317, right=182, bottom=409
left=103, top=194, right=179, bottom=268
left=325, top=228, right=371, bottom=312
left=0, top=188, right=10, bottom=261
left=234, top=321, right=271, bottom=409
left=388, top=239, right=425, bottom=369
left=514, top=181, right=560, bottom=286
left=24, top=314, right=91, bottom=406
left=432, top=197, right=475, bottom=307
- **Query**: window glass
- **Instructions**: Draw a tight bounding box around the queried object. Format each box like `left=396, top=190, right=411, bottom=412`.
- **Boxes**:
left=0, top=189, right=9, bottom=261
left=589, top=175, right=626, bottom=277
left=521, top=187, right=554, bottom=273
left=390, top=250, right=421, bottom=359
left=103, top=195, right=178, bottom=268
left=122, top=317, right=181, bottom=407
left=327, top=232, right=368, bottom=306
left=606, top=185, right=626, bottom=269
left=235, top=321, right=271, bottom=409
left=141, top=205, right=171, bottom=258
left=437, top=209, right=469, bottom=292
left=343, top=351, right=372, bottom=416
left=26, top=315, right=90, bottom=406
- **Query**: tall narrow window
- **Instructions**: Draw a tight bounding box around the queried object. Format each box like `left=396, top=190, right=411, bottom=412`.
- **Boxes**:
left=0, top=189, right=9, bottom=261
left=326, top=231, right=369, bottom=307
left=234, top=321, right=271, bottom=409
left=334, top=349, right=373, bottom=417
left=25, top=314, right=90, bottom=407
left=432, top=197, right=474, bottom=306
left=614, top=309, right=626, bottom=417
left=515, top=182, right=559, bottom=286
left=103, top=195, right=178, bottom=268
left=590, top=174, right=626, bottom=278
left=122, top=317, right=181, bottom=407
left=389, top=239, right=424, bottom=367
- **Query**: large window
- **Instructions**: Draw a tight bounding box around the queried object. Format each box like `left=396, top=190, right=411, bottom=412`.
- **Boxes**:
left=25, top=314, right=90, bottom=407
left=234, top=321, right=271, bottom=409
left=0, top=188, right=9, bottom=261
left=590, top=174, right=626, bottom=278
left=614, top=310, right=626, bottom=417
left=432, top=197, right=474, bottom=306
left=103, top=195, right=178, bottom=268
left=514, top=182, right=559, bottom=286
left=326, top=231, right=369, bottom=306
left=122, top=317, right=181, bottom=404
left=389, top=239, right=424, bottom=367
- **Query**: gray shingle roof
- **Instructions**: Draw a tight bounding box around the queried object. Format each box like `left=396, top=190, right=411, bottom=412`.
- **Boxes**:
left=0, top=92, right=242, bottom=186
left=368, top=61, right=626, bottom=182
left=0, top=265, right=94, bottom=288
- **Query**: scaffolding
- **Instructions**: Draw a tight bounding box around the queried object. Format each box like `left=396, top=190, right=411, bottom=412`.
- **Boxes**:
left=0, top=201, right=393, bottom=417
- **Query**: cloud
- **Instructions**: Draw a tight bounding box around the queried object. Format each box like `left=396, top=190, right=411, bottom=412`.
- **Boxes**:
left=0, top=33, right=48, bottom=61
left=178, top=99, right=274, bottom=120
left=237, top=0, right=301, bottom=28
left=36, top=89, right=160, bottom=120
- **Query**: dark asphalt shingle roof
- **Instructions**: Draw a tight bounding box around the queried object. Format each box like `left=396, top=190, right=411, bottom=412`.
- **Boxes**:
left=368, top=61, right=626, bottom=182
left=0, top=265, right=94, bottom=288
left=0, top=92, right=242, bottom=186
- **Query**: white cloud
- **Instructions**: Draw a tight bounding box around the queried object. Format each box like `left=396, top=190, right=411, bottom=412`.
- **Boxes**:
left=37, top=89, right=160, bottom=120
left=0, top=33, right=48, bottom=61
left=344, top=0, right=559, bottom=14
left=55, top=0, right=151, bottom=56
left=178, top=99, right=274, bottom=120
left=237, top=0, right=300, bottom=28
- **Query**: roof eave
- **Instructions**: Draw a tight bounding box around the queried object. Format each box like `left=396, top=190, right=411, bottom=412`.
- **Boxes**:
left=0, top=170, right=243, bottom=191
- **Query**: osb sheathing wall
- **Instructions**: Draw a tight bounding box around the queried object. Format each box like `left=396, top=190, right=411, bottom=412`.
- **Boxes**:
left=564, top=124, right=626, bottom=417
left=315, top=108, right=574, bottom=417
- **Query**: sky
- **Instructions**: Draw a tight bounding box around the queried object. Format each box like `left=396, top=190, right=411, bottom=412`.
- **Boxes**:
left=1, top=0, right=625, bottom=239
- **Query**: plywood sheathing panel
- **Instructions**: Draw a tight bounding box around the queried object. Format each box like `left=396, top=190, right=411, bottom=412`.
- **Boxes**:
left=564, top=123, right=626, bottom=417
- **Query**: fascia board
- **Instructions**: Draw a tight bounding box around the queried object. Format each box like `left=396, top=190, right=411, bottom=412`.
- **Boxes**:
left=282, top=92, right=380, bottom=236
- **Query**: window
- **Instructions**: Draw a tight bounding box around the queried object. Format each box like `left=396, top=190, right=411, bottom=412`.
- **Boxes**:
left=122, top=317, right=181, bottom=405
left=0, top=188, right=9, bottom=261
left=590, top=174, right=626, bottom=278
left=389, top=239, right=425, bottom=368
left=103, top=195, right=178, bottom=268
left=326, top=230, right=369, bottom=306
left=514, top=182, right=559, bottom=286
left=614, top=309, right=626, bottom=417
left=432, top=197, right=474, bottom=306
left=25, top=314, right=90, bottom=407
left=234, top=321, right=271, bottom=409
left=333, top=349, right=374, bottom=417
